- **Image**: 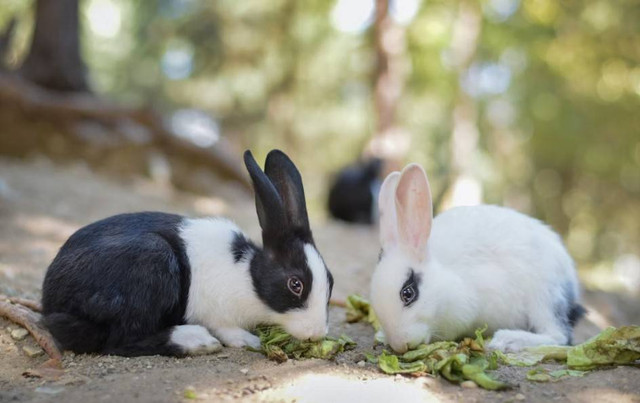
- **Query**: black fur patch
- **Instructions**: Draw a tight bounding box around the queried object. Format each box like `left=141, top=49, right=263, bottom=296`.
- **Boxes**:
left=553, top=282, right=585, bottom=344
left=400, top=269, right=421, bottom=307
left=41, top=212, right=191, bottom=357
left=249, top=236, right=316, bottom=313
left=327, top=269, right=334, bottom=300
left=231, top=232, right=258, bottom=263
left=568, top=304, right=586, bottom=327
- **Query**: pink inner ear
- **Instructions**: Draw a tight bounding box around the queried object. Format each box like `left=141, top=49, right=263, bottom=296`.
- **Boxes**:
left=378, top=172, right=400, bottom=248
left=395, top=164, right=432, bottom=262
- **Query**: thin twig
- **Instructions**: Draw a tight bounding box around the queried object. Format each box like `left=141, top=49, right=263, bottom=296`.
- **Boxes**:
left=0, top=299, right=62, bottom=361
left=329, top=299, right=347, bottom=308
left=8, top=297, right=42, bottom=312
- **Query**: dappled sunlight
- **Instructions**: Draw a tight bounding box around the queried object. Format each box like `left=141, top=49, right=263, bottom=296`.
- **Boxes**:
left=262, top=372, right=447, bottom=403
left=449, top=175, right=483, bottom=207
left=14, top=213, right=77, bottom=241
left=170, top=109, right=220, bottom=148
left=85, top=0, right=121, bottom=39
left=191, top=196, right=228, bottom=216
left=574, top=388, right=639, bottom=403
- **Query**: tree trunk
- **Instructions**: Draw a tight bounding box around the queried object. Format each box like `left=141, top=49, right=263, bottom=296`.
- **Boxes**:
left=20, top=0, right=89, bottom=92
left=445, top=0, right=483, bottom=208
left=0, top=18, right=17, bottom=70
left=366, top=0, right=409, bottom=174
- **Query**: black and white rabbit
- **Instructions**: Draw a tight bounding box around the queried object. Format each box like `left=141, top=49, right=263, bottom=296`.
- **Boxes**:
left=41, top=150, right=334, bottom=357
left=370, top=163, right=585, bottom=353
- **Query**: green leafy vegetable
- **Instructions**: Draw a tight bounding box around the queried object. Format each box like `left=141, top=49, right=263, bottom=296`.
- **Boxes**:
left=344, top=294, right=640, bottom=389
left=493, top=350, right=549, bottom=367
left=526, top=367, right=587, bottom=382
left=250, top=325, right=356, bottom=362
left=370, top=326, right=509, bottom=390
left=566, top=326, right=640, bottom=369
left=183, top=388, right=198, bottom=400
left=345, top=294, right=386, bottom=344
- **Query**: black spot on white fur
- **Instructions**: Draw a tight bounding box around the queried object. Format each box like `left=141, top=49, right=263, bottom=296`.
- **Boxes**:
left=553, top=282, right=586, bottom=344
left=400, top=269, right=421, bottom=307
left=231, top=232, right=257, bottom=263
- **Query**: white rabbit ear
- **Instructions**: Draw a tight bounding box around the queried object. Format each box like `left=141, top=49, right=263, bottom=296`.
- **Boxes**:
left=395, top=164, right=432, bottom=262
left=378, top=171, right=401, bottom=249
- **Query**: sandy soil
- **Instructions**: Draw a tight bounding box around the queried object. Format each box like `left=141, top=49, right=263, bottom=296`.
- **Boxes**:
left=0, top=156, right=639, bottom=403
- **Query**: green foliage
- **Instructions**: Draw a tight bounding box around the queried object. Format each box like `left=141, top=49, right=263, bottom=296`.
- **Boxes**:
left=368, top=326, right=509, bottom=390
left=347, top=295, right=640, bottom=388
left=250, top=324, right=356, bottom=362
left=3, top=0, right=638, bottom=276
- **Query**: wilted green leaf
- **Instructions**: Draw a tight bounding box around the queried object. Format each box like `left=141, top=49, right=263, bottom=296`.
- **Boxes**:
left=527, top=367, right=587, bottom=382
left=462, top=362, right=509, bottom=390
left=183, top=388, right=198, bottom=400
left=549, top=369, right=587, bottom=378
left=523, top=345, right=570, bottom=362
left=567, top=326, right=640, bottom=369
left=526, top=368, right=552, bottom=382
left=250, top=325, right=356, bottom=362
left=401, top=341, right=457, bottom=362
left=493, top=350, right=548, bottom=367
left=345, top=294, right=371, bottom=323
left=378, top=351, right=428, bottom=374
left=367, top=324, right=508, bottom=390
left=345, top=294, right=382, bottom=334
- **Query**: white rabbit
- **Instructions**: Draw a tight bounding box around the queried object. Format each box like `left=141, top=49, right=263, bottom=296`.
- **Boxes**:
left=370, top=164, right=584, bottom=353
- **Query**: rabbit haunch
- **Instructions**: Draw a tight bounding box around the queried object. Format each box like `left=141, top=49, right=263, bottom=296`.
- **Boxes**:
left=370, top=164, right=584, bottom=353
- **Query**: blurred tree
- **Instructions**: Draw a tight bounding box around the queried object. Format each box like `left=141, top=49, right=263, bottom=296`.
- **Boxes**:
left=0, top=0, right=638, bottom=281
left=20, top=0, right=89, bottom=92
left=0, top=17, right=16, bottom=70
left=367, top=0, right=410, bottom=173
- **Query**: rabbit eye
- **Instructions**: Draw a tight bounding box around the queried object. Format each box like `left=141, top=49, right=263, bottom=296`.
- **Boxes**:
left=288, top=276, right=303, bottom=296
left=400, top=284, right=417, bottom=306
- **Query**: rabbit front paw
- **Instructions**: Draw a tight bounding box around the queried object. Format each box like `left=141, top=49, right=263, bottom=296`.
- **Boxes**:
left=215, top=327, right=261, bottom=349
left=171, top=325, right=223, bottom=355
left=488, top=329, right=537, bottom=352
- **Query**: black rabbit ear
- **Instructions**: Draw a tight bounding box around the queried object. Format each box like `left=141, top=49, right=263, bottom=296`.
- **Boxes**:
left=244, top=150, right=287, bottom=244
left=264, top=150, right=311, bottom=239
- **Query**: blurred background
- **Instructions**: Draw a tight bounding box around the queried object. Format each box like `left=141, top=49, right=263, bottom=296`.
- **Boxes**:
left=0, top=0, right=639, bottom=295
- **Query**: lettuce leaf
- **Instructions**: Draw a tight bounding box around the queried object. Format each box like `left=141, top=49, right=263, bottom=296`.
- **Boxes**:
left=250, top=325, right=356, bottom=362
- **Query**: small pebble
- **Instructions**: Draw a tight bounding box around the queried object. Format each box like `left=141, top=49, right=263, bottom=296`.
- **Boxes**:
left=23, top=345, right=44, bottom=358
left=357, top=360, right=365, bottom=367
left=240, top=368, right=249, bottom=375
left=11, top=328, right=29, bottom=341
left=461, top=380, right=478, bottom=389
left=515, top=393, right=526, bottom=401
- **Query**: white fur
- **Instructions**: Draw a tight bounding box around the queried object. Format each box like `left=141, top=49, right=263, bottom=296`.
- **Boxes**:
left=181, top=218, right=271, bottom=347
left=273, top=244, right=330, bottom=341
left=371, top=167, right=580, bottom=353
left=180, top=218, right=329, bottom=346
left=170, top=324, right=222, bottom=355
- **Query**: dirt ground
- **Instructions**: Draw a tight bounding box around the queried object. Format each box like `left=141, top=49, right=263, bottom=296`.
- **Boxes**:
left=0, top=156, right=639, bottom=403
